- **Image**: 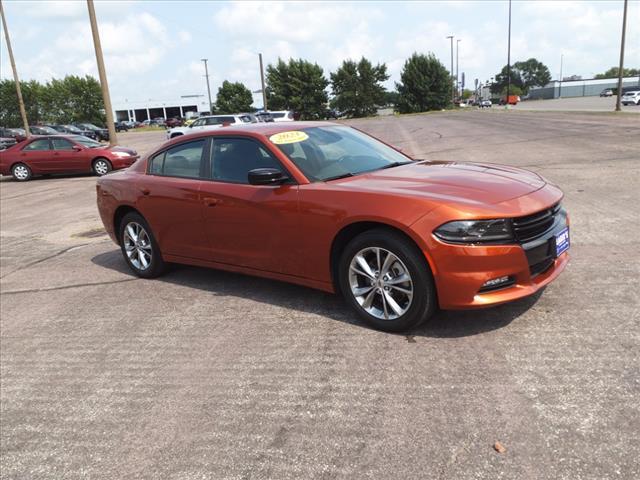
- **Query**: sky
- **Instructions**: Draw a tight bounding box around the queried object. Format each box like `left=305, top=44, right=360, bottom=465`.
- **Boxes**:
left=1, top=0, right=638, bottom=108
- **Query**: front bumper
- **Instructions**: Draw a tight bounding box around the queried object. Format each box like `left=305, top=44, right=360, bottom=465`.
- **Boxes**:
left=415, top=206, right=569, bottom=310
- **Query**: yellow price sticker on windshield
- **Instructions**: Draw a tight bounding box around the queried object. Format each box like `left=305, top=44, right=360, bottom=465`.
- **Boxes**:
left=269, top=131, right=309, bottom=145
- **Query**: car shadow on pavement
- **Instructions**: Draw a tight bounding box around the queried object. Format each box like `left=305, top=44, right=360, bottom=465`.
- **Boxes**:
left=92, top=250, right=543, bottom=339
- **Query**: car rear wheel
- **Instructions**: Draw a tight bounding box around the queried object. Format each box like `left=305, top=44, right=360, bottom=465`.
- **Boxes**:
left=92, top=158, right=112, bottom=176
left=119, top=212, right=165, bottom=278
left=338, top=229, right=436, bottom=332
left=11, top=163, right=32, bottom=181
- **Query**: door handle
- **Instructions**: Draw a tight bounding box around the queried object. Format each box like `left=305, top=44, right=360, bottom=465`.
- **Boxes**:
left=140, top=188, right=150, bottom=196
left=203, top=197, right=219, bottom=207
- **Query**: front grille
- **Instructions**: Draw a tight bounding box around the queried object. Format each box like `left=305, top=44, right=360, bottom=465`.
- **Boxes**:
left=512, top=203, right=562, bottom=243
left=529, top=257, right=554, bottom=277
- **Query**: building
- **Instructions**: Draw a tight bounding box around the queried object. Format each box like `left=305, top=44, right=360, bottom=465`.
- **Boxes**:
left=529, top=76, right=640, bottom=100
left=112, top=96, right=211, bottom=122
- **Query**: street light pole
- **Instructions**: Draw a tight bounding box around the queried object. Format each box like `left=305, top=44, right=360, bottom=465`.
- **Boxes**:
left=456, top=39, right=461, bottom=99
left=201, top=58, right=213, bottom=114
left=87, top=0, right=117, bottom=146
left=615, top=0, right=628, bottom=112
left=259, top=53, right=267, bottom=112
left=0, top=0, right=30, bottom=137
left=446, top=35, right=454, bottom=104
left=506, top=0, right=512, bottom=107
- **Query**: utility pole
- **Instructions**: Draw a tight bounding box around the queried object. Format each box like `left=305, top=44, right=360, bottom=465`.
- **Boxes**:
left=0, top=0, right=30, bottom=137
left=87, top=0, right=117, bottom=146
left=259, top=53, right=267, bottom=112
left=201, top=59, right=213, bottom=114
left=615, top=0, right=628, bottom=112
left=559, top=54, right=564, bottom=98
left=506, top=0, right=512, bottom=107
left=446, top=35, right=454, bottom=104
left=456, top=39, right=461, bottom=99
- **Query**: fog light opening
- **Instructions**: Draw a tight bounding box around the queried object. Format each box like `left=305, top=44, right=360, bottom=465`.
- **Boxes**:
left=479, top=275, right=515, bottom=293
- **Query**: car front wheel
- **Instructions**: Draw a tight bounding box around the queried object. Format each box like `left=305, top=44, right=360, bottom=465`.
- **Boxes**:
left=119, top=212, right=165, bottom=278
left=338, top=229, right=436, bottom=332
left=11, top=163, right=32, bottom=181
left=92, top=158, right=112, bottom=176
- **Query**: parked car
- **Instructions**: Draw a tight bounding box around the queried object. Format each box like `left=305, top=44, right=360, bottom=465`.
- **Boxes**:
left=0, top=134, right=138, bottom=181
left=599, top=89, right=613, bottom=97
left=74, top=123, right=109, bottom=141
left=255, top=111, right=274, bottom=123
left=45, top=124, right=97, bottom=139
left=324, top=109, right=340, bottom=120
left=165, top=117, right=183, bottom=129
left=115, top=121, right=130, bottom=132
left=0, top=136, right=17, bottom=150
left=0, top=127, right=27, bottom=142
left=478, top=100, right=492, bottom=108
left=166, top=114, right=248, bottom=139
left=270, top=110, right=296, bottom=122
left=124, top=120, right=140, bottom=128
left=152, top=117, right=166, bottom=127
left=95, top=122, right=569, bottom=332
left=621, top=90, right=640, bottom=106
left=29, top=125, right=62, bottom=135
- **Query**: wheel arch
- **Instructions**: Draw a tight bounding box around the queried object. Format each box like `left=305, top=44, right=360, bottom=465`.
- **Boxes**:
left=113, top=205, right=143, bottom=244
left=329, top=220, right=436, bottom=294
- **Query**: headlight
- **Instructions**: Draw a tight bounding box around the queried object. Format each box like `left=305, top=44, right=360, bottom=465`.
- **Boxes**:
left=434, top=219, right=513, bottom=244
left=111, top=151, right=131, bottom=158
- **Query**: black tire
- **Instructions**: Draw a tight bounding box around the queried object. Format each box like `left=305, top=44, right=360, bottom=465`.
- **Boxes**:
left=92, top=158, right=112, bottom=176
left=338, top=229, right=436, bottom=332
left=11, top=163, right=32, bottom=181
left=118, top=212, right=166, bottom=279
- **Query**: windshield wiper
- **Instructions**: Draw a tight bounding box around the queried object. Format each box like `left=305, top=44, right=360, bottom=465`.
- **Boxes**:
left=377, top=161, right=412, bottom=170
left=324, top=172, right=355, bottom=181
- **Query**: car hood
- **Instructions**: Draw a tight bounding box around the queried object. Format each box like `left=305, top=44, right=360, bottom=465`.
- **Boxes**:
left=332, top=161, right=547, bottom=205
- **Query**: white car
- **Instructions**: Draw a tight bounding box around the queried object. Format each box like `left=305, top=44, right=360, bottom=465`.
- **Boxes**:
left=166, top=114, right=255, bottom=139
left=621, top=90, right=640, bottom=106
left=269, top=110, right=296, bottom=122
left=478, top=100, right=492, bottom=108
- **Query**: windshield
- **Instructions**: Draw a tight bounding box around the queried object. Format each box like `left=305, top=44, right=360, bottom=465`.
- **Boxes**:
left=70, top=135, right=101, bottom=148
left=63, top=125, right=82, bottom=133
left=81, top=123, right=100, bottom=130
left=272, top=126, right=412, bottom=182
left=35, top=126, right=59, bottom=134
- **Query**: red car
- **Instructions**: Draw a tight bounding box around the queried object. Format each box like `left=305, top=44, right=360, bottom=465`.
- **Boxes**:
left=0, top=135, right=138, bottom=181
left=96, top=122, right=569, bottom=332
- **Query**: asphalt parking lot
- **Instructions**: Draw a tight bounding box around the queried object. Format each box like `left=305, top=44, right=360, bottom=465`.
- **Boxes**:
left=1, top=110, right=639, bottom=479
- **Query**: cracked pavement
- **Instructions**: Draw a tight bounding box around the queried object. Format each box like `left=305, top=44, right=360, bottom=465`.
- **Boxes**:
left=1, top=111, right=639, bottom=479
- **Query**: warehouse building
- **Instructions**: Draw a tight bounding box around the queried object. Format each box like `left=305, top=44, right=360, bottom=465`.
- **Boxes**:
left=529, top=76, right=640, bottom=100
left=112, top=96, right=211, bottom=122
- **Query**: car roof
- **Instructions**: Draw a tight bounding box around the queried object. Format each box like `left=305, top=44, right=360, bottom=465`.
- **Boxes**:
left=163, top=121, right=342, bottom=149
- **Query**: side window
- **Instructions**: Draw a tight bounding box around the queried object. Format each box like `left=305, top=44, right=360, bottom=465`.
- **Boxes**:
left=51, top=138, right=75, bottom=150
left=211, top=138, right=284, bottom=184
left=192, top=119, right=205, bottom=127
left=23, top=139, right=51, bottom=151
left=205, top=117, right=221, bottom=126
left=149, top=140, right=205, bottom=178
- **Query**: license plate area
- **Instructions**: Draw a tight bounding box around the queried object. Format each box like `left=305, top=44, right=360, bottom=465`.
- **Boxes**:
left=555, top=227, right=570, bottom=257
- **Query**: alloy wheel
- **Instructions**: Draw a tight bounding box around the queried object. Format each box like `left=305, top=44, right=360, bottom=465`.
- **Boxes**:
left=123, top=222, right=153, bottom=270
left=348, top=247, right=414, bottom=320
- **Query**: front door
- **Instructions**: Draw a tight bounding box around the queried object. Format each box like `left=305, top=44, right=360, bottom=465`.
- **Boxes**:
left=200, top=136, right=299, bottom=273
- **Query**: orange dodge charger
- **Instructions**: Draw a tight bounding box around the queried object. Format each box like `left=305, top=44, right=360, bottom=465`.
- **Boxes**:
left=96, top=122, right=569, bottom=331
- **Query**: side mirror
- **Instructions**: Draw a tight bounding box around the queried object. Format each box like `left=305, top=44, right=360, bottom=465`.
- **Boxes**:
left=72, top=145, right=82, bottom=151
left=248, top=168, right=288, bottom=186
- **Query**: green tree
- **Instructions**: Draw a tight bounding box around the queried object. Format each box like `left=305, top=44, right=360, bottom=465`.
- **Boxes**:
left=41, top=75, right=105, bottom=124
left=215, top=81, right=253, bottom=113
left=395, top=53, right=451, bottom=113
left=594, top=67, right=640, bottom=79
left=0, top=75, right=104, bottom=127
left=491, top=58, right=551, bottom=94
left=266, top=58, right=329, bottom=119
left=0, top=79, right=44, bottom=126
left=329, top=57, right=389, bottom=118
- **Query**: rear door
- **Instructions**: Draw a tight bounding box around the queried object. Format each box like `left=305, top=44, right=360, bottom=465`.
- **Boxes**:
left=18, top=138, right=55, bottom=173
left=136, top=138, right=210, bottom=260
